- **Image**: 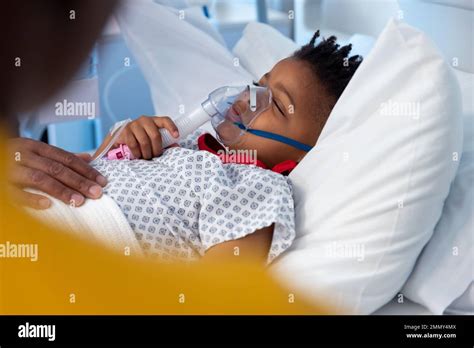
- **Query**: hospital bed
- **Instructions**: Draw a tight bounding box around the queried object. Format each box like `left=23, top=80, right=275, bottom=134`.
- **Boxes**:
left=23, top=0, right=473, bottom=315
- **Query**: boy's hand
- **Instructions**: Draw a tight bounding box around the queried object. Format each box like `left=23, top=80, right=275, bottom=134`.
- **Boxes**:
left=116, top=116, right=179, bottom=159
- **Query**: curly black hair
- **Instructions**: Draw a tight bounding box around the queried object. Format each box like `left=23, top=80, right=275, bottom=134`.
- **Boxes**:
left=293, top=30, right=363, bottom=99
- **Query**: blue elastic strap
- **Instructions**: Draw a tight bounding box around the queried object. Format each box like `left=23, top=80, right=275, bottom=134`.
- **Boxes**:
left=234, top=122, right=313, bottom=152
left=202, top=6, right=210, bottom=18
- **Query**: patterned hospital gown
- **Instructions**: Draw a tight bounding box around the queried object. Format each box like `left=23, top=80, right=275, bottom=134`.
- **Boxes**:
left=93, top=130, right=295, bottom=263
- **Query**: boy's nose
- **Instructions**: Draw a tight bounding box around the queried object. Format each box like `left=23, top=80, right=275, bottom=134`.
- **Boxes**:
left=233, top=100, right=254, bottom=124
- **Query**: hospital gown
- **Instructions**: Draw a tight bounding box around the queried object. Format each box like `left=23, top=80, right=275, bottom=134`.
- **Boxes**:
left=93, top=130, right=295, bottom=264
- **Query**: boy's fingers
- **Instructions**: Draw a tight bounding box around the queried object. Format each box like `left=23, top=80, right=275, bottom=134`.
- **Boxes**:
left=142, top=119, right=163, bottom=157
left=114, top=116, right=179, bottom=160
left=130, top=123, right=152, bottom=160
left=124, top=131, right=141, bottom=159
left=153, top=116, right=179, bottom=139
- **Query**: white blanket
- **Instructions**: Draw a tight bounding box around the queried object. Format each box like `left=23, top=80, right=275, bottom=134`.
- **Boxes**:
left=24, top=190, right=144, bottom=258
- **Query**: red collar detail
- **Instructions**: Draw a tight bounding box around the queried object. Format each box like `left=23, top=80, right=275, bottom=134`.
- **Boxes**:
left=197, top=133, right=297, bottom=176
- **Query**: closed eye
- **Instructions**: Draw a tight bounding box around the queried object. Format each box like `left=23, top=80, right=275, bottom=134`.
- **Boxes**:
left=253, top=81, right=285, bottom=116
left=273, top=99, right=285, bottom=116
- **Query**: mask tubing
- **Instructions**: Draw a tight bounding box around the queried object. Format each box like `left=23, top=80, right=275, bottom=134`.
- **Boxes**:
left=159, top=107, right=210, bottom=148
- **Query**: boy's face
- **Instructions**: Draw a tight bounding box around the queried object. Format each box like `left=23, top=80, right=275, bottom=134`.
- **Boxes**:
left=228, top=57, right=334, bottom=168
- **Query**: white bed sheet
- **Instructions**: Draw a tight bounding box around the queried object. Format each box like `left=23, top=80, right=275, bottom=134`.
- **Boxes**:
left=373, top=297, right=434, bottom=315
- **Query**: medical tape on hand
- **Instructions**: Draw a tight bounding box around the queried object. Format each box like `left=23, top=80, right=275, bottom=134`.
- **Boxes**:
left=91, top=118, right=132, bottom=165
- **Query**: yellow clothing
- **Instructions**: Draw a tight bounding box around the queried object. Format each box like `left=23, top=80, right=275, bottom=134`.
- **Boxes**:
left=0, top=138, right=328, bottom=314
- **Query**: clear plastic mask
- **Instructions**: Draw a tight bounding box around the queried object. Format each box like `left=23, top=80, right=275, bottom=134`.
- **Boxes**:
left=208, top=85, right=272, bottom=145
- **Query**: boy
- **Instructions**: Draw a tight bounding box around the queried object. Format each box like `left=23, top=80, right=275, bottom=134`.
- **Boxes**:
left=94, top=32, right=363, bottom=263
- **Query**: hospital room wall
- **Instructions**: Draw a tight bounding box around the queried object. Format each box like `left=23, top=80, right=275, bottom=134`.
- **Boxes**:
left=95, top=36, right=155, bottom=142
left=211, top=0, right=293, bottom=48
left=294, top=0, right=474, bottom=74
left=45, top=36, right=156, bottom=152
left=293, top=0, right=400, bottom=44
left=30, top=52, right=100, bottom=153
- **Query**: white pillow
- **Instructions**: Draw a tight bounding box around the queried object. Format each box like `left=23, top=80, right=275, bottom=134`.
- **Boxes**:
left=401, top=68, right=474, bottom=314
left=232, top=22, right=377, bottom=79
left=270, top=18, right=463, bottom=314
left=116, top=0, right=253, bottom=118
left=232, top=22, right=298, bottom=80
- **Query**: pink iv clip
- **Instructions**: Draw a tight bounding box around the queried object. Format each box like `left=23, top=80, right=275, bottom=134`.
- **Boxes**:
left=107, top=144, right=136, bottom=160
